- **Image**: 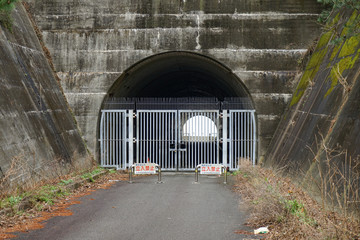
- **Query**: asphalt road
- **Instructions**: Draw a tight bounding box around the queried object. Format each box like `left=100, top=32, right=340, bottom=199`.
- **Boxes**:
left=15, top=173, right=256, bottom=240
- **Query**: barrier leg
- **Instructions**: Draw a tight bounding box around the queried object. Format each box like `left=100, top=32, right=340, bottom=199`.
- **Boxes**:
left=129, top=166, right=133, bottom=183
left=224, top=167, right=227, bottom=184
left=157, top=167, right=163, bottom=184
left=195, top=168, right=199, bottom=183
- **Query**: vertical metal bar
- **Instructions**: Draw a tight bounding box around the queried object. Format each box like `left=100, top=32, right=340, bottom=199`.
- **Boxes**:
left=233, top=111, right=235, bottom=170
left=216, top=111, right=220, bottom=164
left=188, top=112, right=195, bottom=168
left=212, top=112, right=215, bottom=164
left=118, top=112, right=120, bottom=167
left=165, top=112, right=168, bottom=169
left=212, top=111, right=214, bottom=164
left=115, top=112, right=118, bottom=167
left=232, top=112, right=236, bottom=170
left=113, top=111, right=116, bottom=166
left=246, top=111, right=249, bottom=162
left=162, top=112, right=165, bottom=169
left=100, top=112, right=104, bottom=166
left=249, top=112, right=252, bottom=163
left=121, top=112, right=124, bottom=168
left=118, top=112, right=121, bottom=167
left=174, top=111, right=177, bottom=170
left=104, top=112, right=106, bottom=166
left=199, top=112, right=206, bottom=163
left=222, top=110, right=228, bottom=168
left=240, top=112, right=243, bottom=169
left=168, top=112, right=170, bottom=169
left=189, top=112, right=192, bottom=169
left=156, top=112, right=158, bottom=166
left=108, top=112, right=110, bottom=166
left=150, top=112, right=152, bottom=163
left=144, top=112, right=147, bottom=163
left=206, top=112, right=210, bottom=164
left=136, top=112, right=140, bottom=164
left=145, top=112, right=148, bottom=163
left=111, top=112, right=114, bottom=165
left=244, top=112, right=247, bottom=161
left=229, top=111, right=232, bottom=170
left=184, top=112, right=186, bottom=170
left=214, top=112, right=217, bottom=164
left=179, top=111, right=182, bottom=170
left=106, top=111, right=108, bottom=166
left=142, top=112, right=145, bottom=163
left=212, top=111, right=215, bottom=164
left=177, top=111, right=180, bottom=171
left=153, top=112, right=155, bottom=164
left=252, top=111, right=256, bottom=165
left=233, top=112, right=236, bottom=169
left=143, top=112, right=145, bottom=164
left=249, top=111, right=253, bottom=164
left=128, top=110, right=134, bottom=168
left=121, top=111, right=127, bottom=169
left=191, top=112, right=194, bottom=169
left=119, top=111, right=128, bottom=169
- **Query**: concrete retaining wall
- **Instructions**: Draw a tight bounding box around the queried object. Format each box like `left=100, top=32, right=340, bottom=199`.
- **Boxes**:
left=0, top=3, right=90, bottom=192
left=265, top=8, right=360, bottom=211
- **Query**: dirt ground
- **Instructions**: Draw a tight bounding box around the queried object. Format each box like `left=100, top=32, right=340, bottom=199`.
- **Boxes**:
left=0, top=171, right=128, bottom=239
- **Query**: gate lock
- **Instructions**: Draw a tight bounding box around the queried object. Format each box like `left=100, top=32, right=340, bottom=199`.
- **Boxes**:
left=169, top=142, right=187, bottom=152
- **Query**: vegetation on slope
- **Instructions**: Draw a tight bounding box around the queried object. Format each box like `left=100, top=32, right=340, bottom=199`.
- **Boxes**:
left=234, top=160, right=360, bottom=239
left=0, top=0, right=19, bottom=32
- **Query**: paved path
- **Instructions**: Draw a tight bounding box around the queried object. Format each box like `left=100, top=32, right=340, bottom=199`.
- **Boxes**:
left=15, top=173, right=256, bottom=240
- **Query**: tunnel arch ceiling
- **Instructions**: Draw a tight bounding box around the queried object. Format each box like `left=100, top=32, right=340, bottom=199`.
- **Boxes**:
left=107, top=52, right=251, bottom=100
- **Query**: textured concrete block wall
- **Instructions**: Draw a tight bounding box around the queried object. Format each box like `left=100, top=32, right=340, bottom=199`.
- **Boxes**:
left=0, top=3, right=90, bottom=190
left=24, top=0, right=323, bottom=158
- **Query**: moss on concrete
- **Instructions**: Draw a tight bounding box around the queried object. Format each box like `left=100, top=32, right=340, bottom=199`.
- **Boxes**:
left=290, top=9, right=360, bottom=106
left=339, top=10, right=359, bottom=38
left=290, top=47, right=327, bottom=107
left=317, top=31, right=333, bottom=49
left=325, top=45, right=360, bottom=97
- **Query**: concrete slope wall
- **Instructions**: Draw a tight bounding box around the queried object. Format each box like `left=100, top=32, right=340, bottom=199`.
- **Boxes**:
left=0, top=3, right=90, bottom=192
left=265, top=9, right=360, bottom=209
left=24, top=0, right=323, bottom=159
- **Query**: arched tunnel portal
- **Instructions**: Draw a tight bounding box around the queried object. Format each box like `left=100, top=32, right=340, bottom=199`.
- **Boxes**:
left=106, top=51, right=251, bottom=99
left=100, top=51, right=257, bottom=171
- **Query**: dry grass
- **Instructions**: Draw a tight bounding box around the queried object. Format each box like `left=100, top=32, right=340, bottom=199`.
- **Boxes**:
left=233, top=159, right=360, bottom=239
left=0, top=153, right=94, bottom=198
left=0, top=169, right=128, bottom=238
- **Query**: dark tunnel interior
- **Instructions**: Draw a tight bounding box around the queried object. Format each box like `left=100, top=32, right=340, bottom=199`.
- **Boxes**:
left=107, top=52, right=251, bottom=100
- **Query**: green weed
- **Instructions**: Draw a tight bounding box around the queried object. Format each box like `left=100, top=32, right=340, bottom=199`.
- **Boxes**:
left=0, top=0, right=19, bottom=32
left=284, top=199, right=317, bottom=226
left=60, top=179, right=74, bottom=185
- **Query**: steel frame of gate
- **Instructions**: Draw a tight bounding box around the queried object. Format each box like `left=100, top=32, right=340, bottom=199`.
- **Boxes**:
left=99, top=108, right=256, bottom=171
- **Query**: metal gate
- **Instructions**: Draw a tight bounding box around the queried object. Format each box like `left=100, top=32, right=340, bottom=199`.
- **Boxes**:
left=99, top=110, right=128, bottom=168
left=99, top=98, right=256, bottom=171
left=228, top=110, right=256, bottom=171
left=136, top=110, right=177, bottom=170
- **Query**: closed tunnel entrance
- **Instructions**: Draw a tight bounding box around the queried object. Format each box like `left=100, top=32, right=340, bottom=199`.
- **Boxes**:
left=99, top=52, right=257, bottom=171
